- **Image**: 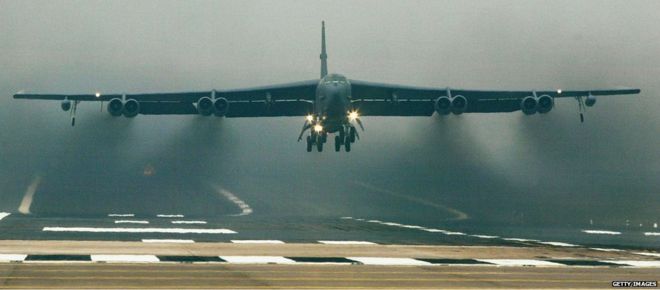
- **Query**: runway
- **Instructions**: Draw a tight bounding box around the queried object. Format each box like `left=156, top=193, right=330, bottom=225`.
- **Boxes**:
left=0, top=241, right=658, bottom=289
left=1, top=263, right=658, bottom=289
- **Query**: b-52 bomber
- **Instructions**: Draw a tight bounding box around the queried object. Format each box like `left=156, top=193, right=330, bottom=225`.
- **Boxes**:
left=14, top=22, right=640, bottom=152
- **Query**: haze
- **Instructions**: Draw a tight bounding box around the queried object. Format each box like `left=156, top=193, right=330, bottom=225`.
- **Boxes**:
left=0, top=0, right=658, bottom=232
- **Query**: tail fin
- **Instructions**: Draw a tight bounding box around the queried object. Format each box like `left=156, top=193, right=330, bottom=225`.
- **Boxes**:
left=320, top=21, right=328, bottom=78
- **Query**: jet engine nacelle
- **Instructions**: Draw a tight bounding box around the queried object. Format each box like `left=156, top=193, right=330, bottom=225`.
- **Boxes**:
left=450, top=95, right=468, bottom=115
left=107, top=98, right=124, bottom=116
left=434, top=96, right=451, bottom=115
left=61, top=99, right=71, bottom=111
left=123, top=99, right=140, bottom=118
left=197, top=97, right=214, bottom=116
left=537, top=94, right=554, bottom=114
left=585, top=94, right=596, bottom=107
left=520, top=96, right=537, bottom=115
left=213, top=97, right=229, bottom=117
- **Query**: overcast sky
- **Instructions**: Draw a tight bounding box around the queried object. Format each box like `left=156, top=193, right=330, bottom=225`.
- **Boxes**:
left=0, top=0, right=658, bottom=227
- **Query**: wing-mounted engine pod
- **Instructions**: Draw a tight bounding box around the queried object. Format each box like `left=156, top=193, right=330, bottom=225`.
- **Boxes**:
left=197, top=97, right=214, bottom=116
left=122, top=99, right=140, bottom=118
left=434, top=96, right=452, bottom=115
left=536, top=94, right=554, bottom=114
left=520, top=96, right=538, bottom=115
left=107, top=98, right=124, bottom=117
left=585, top=94, right=596, bottom=107
left=450, top=95, right=468, bottom=115
left=61, top=99, right=71, bottom=111
left=213, top=97, right=229, bottom=117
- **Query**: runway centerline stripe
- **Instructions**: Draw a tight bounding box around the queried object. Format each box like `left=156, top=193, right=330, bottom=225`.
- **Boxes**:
left=42, top=227, right=236, bottom=234
left=91, top=255, right=159, bottom=263
left=141, top=239, right=195, bottom=243
left=231, top=240, right=285, bottom=244
left=0, top=213, right=10, bottom=222
left=108, top=214, right=134, bottom=217
left=644, top=232, right=660, bottom=236
left=156, top=214, right=184, bottom=218
left=318, top=241, right=376, bottom=245
left=114, top=220, right=149, bottom=224
left=477, top=259, right=565, bottom=267
left=581, top=229, right=621, bottom=235
left=220, top=256, right=296, bottom=264
left=347, top=257, right=432, bottom=266
left=171, top=220, right=207, bottom=224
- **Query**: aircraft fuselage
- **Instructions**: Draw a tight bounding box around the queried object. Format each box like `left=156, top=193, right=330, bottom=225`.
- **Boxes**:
left=315, top=73, right=351, bottom=133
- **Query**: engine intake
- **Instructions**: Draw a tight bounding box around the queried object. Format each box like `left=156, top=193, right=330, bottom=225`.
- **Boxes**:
left=520, top=96, right=537, bottom=115
left=197, top=97, right=214, bottom=116
left=213, top=98, right=229, bottom=117
left=450, top=95, right=468, bottom=115
left=107, top=98, right=124, bottom=117
left=537, top=94, right=554, bottom=114
left=434, top=97, right=451, bottom=115
left=123, top=99, right=140, bottom=118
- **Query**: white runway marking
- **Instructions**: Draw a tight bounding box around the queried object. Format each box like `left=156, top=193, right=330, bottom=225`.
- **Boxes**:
left=220, top=256, right=296, bottom=264
left=608, top=260, right=660, bottom=267
left=231, top=240, right=285, bottom=244
left=157, top=214, right=184, bottom=218
left=502, top=238, right=540, bottom=242
left=471, top=235, right=499, bottom=239
left=18, top=175, right=41, bottom=214
left=582, top=230, right=621, bottom=235
left=478, top=259, right=564, bottom=267
left=538, top=241, right=578, bottom=247
left=633, top=252, right=660, bottom=258
left=91, top=255, right=159, bottom=263
left=0, top=212, right=11, bottom=222
left=142, top=239, right=195, bottom=243
left=214, top=185, right=253, bottom=216
left=590, top=248, right=624, bottom=252
left=114, top=220, right=149, bottom=224
left=171, top=220, right=207, bottom=224
left=0, top=254, right=27, bottom=261
left=43, top=227, right=236, bottom=234
left=644, top=232, right=660, bottom=236
left=108, top=214, right=135, bottom=217
left=318, top=241, right=376, bottom=245
left=348, top=257, right=431, bottom=266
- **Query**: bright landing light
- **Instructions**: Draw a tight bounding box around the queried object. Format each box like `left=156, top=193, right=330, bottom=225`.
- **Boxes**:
left=95, top=92, right=101, bottom=98
left=314, top=124, right=323, bottom=132
left=348, top=111, right=359, bottom=121
left=306, top=115, right=314, bottom=122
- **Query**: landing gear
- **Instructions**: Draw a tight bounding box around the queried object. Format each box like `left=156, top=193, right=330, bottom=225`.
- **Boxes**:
left=348, top=127, right=356, bottom=143
left=316, top=135, right=324, bottom=152
left=306, top=135, right=313, bottom=152
left=344, top=138, right=351, bottom=152
left=334, top=136, right=341, bottom=152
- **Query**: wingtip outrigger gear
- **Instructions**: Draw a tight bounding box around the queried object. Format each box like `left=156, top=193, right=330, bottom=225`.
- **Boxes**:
left=576, top=94, right=587, bottom=123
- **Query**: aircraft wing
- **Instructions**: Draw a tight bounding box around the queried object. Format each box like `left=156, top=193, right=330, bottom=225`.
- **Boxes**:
left=349, top=79, right=641, bottom=116
left=13, top=80, right=319, bottom=117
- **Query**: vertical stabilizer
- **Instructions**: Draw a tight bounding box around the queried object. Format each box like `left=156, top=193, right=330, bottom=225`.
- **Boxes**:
left=320, top=21, right=328, bottom=78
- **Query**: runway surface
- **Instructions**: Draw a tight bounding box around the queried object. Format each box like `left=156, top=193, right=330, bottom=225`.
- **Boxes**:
left=1, top=262, right=658, bottom=289
left=0, top=241, right=657, bottom=289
